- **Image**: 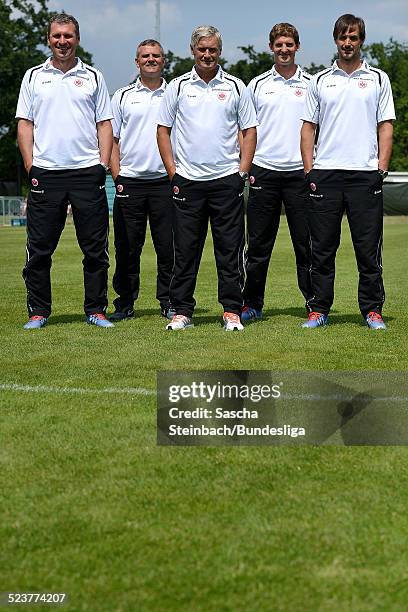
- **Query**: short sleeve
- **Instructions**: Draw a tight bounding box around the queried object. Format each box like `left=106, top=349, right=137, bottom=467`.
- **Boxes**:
left=156, top=80, right=178, bottom=127
left=15, top=71, right=34, bottom=120
left=94, top=72, right=113, bottom=122
left=302, top=76, right=319, bottom=124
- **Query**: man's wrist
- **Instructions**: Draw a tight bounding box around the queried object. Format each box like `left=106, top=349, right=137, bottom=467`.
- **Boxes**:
left=99, top=162, right=109, bottom=171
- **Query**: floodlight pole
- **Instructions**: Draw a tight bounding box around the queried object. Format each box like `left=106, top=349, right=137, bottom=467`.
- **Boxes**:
left=155, top=0, right=161, bottom=42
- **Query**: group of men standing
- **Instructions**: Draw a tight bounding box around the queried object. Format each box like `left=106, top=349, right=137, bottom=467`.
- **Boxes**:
left=16, top=13, right=395, bottom=331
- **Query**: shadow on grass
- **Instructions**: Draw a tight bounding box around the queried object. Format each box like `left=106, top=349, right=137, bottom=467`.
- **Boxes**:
left=327, top=313, right=394, bottom=326
left=132, top=307, right=211, bottom=318
left=47, top=314, right=88, bottom=325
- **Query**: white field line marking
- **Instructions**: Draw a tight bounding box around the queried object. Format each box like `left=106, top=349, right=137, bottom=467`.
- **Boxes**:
left=0, top=383, right=407, bottom=402
left=0, top=383, right=155, bottom=396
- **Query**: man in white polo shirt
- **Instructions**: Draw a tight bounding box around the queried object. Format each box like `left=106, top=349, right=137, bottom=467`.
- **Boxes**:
left=16, top=13, right=114, bottom=329
left=157, top=25, right=257, bottom=331
left=301, top=13, right=395, bottom=329
left=242, top=22, right=312, bottom=323
left=109, top=39, right=174, bottom=322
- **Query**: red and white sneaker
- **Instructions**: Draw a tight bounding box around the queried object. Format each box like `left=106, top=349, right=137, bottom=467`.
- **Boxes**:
left=223, top=312, right=244, bottom=331
left=366, top=312, right=386, bottom=330
left=166, top=315, right=194, bottom=330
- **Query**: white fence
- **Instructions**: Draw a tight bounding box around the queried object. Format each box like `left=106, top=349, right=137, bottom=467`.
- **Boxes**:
left=0, top=196, right=26, bottom=226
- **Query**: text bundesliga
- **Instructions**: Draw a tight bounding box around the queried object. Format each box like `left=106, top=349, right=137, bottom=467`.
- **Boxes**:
left=168, top=424, right=306, bottom=437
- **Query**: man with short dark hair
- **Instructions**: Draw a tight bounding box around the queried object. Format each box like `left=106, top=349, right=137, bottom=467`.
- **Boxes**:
left=16, top=13, right=114, bottom=328
left=301, top=13, right=395, bottom=329
left=157, top=25, right=257, bottom=331
left=109, top=39, right=174, bottom=322
left=242, top=22, right=312, bottom=323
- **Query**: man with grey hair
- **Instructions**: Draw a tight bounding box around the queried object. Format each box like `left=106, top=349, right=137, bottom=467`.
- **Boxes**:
left=16, top=13, right=113, bottom=329
left=157, top=25, right=257, bottom=331
left=109, top=39, right=175, bottom=322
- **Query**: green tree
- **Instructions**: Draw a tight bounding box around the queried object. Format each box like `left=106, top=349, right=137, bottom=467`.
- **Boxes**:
left=303, top=61, right=327, bottom=75
left=163, top=50, right=194, bottom=81
left=228, top=45, right=272, bottom=83
left=0, top=0, right=92, bottom=186
left=364, top=39, right=408, bottom=171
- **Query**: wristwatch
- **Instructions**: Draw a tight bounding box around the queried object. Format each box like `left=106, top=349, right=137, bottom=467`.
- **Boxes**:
left=239, top=171, right=249, bottom=181
left=100, top=163, right=109, bottom=171
left=378, top=169, right=388, bottom=179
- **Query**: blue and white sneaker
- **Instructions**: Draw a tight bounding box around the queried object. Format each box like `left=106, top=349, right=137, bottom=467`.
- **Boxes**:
left=23, top=315, right=48, bottom=330
left=301, top=312, right=328, bottom=328
left=366, top=312, right=386, bottom=330
left=87, top=313, right=114, bottom=328
left=241, top=305, right=263, bottom=322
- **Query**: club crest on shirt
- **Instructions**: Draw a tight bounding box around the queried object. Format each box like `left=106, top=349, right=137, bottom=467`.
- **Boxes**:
left=249, top=175, right=256, bottom=185
left=117, top=184, right=124, bottom=193
left=217, top=92, right=227, bottom=101
left=295, top=89, right=304, bottom=97
left=74, top=79, right=83, bottom=87
left=173, top=185, right=180, bottom=195
left=31, top=178, right=39, bottom=187
left=358, top=80, right=368, bottom=89
left=310, top=182, right=317, bottom=192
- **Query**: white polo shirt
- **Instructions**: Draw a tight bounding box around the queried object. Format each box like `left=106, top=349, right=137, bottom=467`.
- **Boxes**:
left=16, top=57, right=113, bottom=170
left=112, top=77, right=167, bottom=179
left=249, top=66, right=310, bottom=171
left=157, top=65, right=258, bottom=181
left=302, top=59, right=396, bottom=171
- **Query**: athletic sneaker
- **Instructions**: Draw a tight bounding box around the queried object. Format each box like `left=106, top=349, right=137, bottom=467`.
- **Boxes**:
left=161, top=306, right=176, bottom=320
left=109, top=308, right=134, bottom=322
left=301, top=312, right=328, bottom=328
left=241, top=305, right=263, bottom=322
left=87, top=313, right=114, bottom=328
left=166, top=315, right=194, bottom=330
left=23, top=315, right=48, bottom=330
left=223, top=312, right=244, bottom=331
left=366, top=312, right=387, bottom=330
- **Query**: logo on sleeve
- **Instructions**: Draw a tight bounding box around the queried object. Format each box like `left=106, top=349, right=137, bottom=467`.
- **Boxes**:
left=31, top=178, right=39, bottom=187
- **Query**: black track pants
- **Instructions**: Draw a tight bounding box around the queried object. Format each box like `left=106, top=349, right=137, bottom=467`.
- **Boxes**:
left=244, top=165, right=312, bottom=310
left=112, top=176, right=174, bottom=312
left=306, top=169, right=385, bottom=316
left=170, top=172, right=245, bottom=318
left=23, top=164, right=109, bottom=317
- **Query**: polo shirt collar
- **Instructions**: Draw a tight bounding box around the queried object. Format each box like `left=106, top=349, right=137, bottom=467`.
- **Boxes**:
left=271, top=64, right=302, bottom=82
left=331, top=59, right=370, bottom=76
left=43, top=56, right=86, bottom=75
left=135, top=76, right=167, bottom=92
left=190, top=65, right=223, bottom=84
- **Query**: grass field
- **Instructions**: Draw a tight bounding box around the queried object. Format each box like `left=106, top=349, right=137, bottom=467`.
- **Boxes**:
left=1, top=217, right=408, bottom=611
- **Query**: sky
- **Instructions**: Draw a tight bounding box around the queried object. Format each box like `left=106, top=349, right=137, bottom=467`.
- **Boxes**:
left=47, top=0, right=408, bottom=93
